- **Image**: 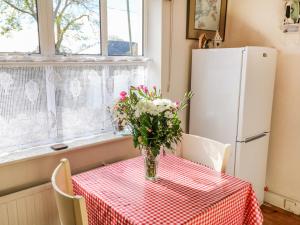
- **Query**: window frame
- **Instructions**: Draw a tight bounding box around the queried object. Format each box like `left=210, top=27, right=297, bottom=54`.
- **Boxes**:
left=0, top=0, right=147, bottom=58
left=0, top=0, right=151, bottom=162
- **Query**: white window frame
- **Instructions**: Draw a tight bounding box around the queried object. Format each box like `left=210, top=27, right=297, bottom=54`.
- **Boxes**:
left=0, top=0, right=156, bottom=165
left=37, top=0, right=55, bottom=56
left=0, top=0, right=148, bottom=60
left=0, top=0, right=164, bottom=164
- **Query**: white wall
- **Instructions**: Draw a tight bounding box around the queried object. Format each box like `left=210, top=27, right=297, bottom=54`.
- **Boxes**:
left=145, top=0, right=163, bottom=88
left=0, top=137, right=138, bottom=196
left=161, top=0, right=300, bottom=205
left=161, top=0, right=195, bottom=131
left=224, top=0, right=300, bottom=203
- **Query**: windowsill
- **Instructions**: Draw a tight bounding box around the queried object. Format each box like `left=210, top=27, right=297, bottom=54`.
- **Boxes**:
left=0, top=55, right=151, bottom=65
left=0, top=132, right=132, bottom=167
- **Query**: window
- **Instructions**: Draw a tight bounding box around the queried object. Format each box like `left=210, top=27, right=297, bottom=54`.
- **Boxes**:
left=107, top=0, right=144, bottom=56
left=0, top=0, right=148, bottom=157
left=0, top=0, right=40, bottom=53
left=53, top=0, right=101, bottom=55
left=0, top=64, right=147, bottom=154
left=0, top=0, right=144, bottom=56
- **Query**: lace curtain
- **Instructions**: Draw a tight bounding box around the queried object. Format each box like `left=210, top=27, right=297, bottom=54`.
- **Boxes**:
left=0, top=63, right=147, bottom=155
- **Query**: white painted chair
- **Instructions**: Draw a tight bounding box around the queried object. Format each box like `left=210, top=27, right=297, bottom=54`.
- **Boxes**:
left=51, top=159, right=88, bottom=225
left=177, top=133, right=231, bottom=173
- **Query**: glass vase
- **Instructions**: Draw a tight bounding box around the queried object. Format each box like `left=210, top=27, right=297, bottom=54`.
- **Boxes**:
left=142, top=149, right=160, bottom=181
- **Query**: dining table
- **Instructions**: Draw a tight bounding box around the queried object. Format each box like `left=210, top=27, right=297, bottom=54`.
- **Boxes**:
left=72, top=154, right=263, bottom=225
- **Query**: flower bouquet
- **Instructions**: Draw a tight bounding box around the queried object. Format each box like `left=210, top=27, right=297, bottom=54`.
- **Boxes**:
left=113, top=85, right=192, bottom=180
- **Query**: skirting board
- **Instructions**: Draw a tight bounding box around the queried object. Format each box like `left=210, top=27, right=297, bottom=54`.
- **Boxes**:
left=265, top=191, right=300, bottom=215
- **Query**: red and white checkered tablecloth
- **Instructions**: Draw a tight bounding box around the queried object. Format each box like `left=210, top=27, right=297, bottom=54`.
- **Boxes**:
left=72, top=155, right=263, bottom=225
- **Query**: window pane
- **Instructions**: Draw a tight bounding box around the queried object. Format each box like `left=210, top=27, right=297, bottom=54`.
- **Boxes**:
left=0, top=66, right=50, bottom=156
left=107, top=0, right=143, bottom=56
left=0, top=0, right=39, bottom=53
left=53, top=0, right=101, bottom=55
left=0, top=63, right=147, bottom=158
left=53, top=66, right=107, bottom=140
left=109, top=65, right=146, bottom=99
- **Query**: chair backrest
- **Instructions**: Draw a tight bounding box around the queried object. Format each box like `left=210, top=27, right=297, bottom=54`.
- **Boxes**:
left=51, top=159, right=88, bottom=225
left=178, top=133, right=231, bottom=173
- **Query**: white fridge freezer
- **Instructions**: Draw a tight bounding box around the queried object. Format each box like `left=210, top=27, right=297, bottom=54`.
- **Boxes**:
left=189, top=47, right=277, bottom=205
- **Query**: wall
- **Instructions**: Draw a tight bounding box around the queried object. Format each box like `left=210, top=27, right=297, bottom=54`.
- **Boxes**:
left=161, top=0, right=195, bottom=131
left=145, top=0, right=163, bottom=89
left=162, top=0, right=300, bottom=204
left=0, top=137, right=139, bottom=196
left=224, top=0, right=300, bottom=203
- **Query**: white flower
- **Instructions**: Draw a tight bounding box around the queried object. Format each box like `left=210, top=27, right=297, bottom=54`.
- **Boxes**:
left=134, top=110, right=141, bottom=118
left=171, top=102, right=177, bottom=108
left=153, top=99, right=172, bottom=107
left=164, top=111, right=173, bottom=119
left=154, top=100, right=169, bottom=113
left=135, top=99, right=158, bottom=117
left=153, top=99, right=177, bottom=113
left=134, top=98, right=177, bottom=118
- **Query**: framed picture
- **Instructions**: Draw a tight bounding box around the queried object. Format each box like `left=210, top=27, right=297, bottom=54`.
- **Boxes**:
left=187, top=0, right=228, bottom=40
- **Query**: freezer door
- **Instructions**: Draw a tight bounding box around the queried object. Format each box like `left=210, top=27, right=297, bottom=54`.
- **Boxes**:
left=235, top=133, right=270, bottom=205
left=237, top=47, right=277, bottom=140
left=189, top=48, right=244, bottom=176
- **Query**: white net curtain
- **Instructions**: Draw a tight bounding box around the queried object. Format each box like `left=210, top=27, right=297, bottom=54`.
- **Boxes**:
left=0, top=63, right=147, bottom=155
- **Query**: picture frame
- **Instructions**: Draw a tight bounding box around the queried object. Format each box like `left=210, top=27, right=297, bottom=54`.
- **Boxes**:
left=187, top=0, right=228, bottom=40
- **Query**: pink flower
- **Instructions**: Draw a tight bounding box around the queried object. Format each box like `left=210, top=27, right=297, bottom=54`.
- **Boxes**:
left=138, top=85, right=144, bottom=90
left=143, top=86, right=148, bottom=93
left=120, top=95, right=127, bottom=101
left=175, top=101, right=180, bottom=107
left=138, top=85, right=148, bottom=93
left=120, top=91, right=127, bottom=97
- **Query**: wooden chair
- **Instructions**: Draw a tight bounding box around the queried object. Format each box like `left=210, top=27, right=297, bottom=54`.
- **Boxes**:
left=177, top=133, right=231, bottom=173
left=51, top=159, right=88, bottom=225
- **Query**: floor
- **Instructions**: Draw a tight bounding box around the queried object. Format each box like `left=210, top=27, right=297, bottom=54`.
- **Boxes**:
left=262, top=204, right=300, bottom=225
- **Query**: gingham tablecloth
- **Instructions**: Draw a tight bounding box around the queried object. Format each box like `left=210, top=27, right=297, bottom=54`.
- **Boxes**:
left=72, top=155, right=263, bottom=225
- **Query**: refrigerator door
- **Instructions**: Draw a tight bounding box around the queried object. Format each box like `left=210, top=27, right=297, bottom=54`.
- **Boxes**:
left=237, top=47, right=277, bottom=141
left=190, top=48, right=244, bottom=175
left=235, top=133, right=270, bottom=205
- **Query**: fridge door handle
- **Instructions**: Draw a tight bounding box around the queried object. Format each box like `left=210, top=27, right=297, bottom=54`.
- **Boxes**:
left=244, top=133, right=267, bottom=143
